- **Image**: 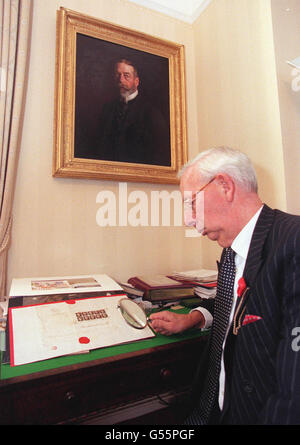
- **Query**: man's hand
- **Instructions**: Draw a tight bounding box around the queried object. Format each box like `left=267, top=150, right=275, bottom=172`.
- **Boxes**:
left=149, top=310, right=205, bottom=336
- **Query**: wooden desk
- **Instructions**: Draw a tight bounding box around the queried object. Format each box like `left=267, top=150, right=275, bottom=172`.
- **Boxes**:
left=0, top=327, right=208, bottom=425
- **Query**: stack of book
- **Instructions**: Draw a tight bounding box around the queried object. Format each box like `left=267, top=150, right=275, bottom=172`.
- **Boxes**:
left=118, top=282, right=145, bottom=298
left=170, top=269, right=217, bottom=300
left=194, top=285, right=216, bottom=299
left=125, top=275, right=195, bottom=303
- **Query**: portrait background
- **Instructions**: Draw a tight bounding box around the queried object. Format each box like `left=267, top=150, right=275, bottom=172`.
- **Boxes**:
left=74, top=33, right=171, bottom=165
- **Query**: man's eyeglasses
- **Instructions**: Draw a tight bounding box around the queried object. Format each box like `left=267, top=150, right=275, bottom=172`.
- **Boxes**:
left=183, top=177, right=215, bottom=228
left=189, top=177, right=216, bottom=208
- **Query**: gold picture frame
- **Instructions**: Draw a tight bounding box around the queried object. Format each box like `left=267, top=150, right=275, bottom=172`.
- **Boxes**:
left=53, top=8, right=187, bottom=184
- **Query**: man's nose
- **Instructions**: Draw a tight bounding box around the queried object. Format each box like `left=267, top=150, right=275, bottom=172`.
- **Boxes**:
left=184, top=206, right=196, bottom=227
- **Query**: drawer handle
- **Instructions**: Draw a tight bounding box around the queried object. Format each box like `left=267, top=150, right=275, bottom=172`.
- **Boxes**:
left=65, top=391, right=76, bottom=402
left=160, top=367, right=172, bottom=380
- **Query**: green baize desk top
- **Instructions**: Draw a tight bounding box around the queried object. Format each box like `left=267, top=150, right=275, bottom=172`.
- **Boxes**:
left=0, top=307, right=207, bottom=381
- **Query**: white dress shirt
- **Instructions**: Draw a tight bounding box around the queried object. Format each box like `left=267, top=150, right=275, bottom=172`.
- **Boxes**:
left=193, top=206, right=263, bottom=410
left=121, top=89, right=138, bottom=103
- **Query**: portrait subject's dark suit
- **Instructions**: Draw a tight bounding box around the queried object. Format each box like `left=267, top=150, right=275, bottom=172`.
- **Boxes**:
left=86, top=93, right=171, bottom=166
left=190, top=204, right=300, bottom=425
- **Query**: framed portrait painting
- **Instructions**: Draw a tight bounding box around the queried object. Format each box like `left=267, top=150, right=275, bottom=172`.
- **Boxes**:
left=53, top=8, right=187, bottom=184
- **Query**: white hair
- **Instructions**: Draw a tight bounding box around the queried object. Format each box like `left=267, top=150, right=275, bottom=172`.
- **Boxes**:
left=179, top=146, right=258, bottom=193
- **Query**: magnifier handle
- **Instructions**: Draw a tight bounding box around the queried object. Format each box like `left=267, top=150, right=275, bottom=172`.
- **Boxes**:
left=127, top=310, right=145, bottom=327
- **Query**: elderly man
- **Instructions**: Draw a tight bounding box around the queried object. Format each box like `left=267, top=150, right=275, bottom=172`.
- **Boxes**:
left=150, top=146, right=300, bottom=425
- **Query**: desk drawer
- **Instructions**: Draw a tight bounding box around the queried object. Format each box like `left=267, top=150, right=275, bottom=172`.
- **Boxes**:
left=0, top=338, right=206, bottom=424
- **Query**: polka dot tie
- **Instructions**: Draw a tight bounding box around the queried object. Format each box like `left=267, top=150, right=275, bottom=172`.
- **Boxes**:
left=185, top=247, right=236, bottom=425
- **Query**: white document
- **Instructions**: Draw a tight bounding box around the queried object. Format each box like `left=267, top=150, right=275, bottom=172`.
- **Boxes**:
left=172, top=269, right=217, bottom=282
left=9, top=295, right=155, bottom=366
left=194, top=286, right=217, bottom=299
left=9, top=274, right=122, bottom=297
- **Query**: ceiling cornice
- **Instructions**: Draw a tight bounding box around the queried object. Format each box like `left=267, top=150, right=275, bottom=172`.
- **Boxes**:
left=127, top=0, right=212, bottom=24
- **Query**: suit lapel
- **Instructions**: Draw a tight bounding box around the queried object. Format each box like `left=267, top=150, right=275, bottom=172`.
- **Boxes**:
left=232, top=204, right=275, bottom=331
left=243, top=204, right=275, bottom=288
left=221, top=205, right=275, bottom=422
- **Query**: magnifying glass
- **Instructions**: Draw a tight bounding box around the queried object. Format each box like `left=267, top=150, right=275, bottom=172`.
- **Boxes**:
left=118, top=298, right=148, bottom=329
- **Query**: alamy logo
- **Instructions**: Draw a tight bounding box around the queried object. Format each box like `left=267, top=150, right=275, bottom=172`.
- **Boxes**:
left=291, top=68, right=300, bottom=92
left=291, top=327, right=300, bottom=352
left=96, top=182, right=204, bottom=237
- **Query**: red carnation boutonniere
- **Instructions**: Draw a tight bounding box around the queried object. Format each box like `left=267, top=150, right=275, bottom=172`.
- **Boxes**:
left=233, top=277, right=249, bottom=335
left=237, top=277, right=247, bottom=297
left=233, top=278, right=262, bottom=334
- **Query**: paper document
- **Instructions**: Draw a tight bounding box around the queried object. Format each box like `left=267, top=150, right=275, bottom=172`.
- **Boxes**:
left=9, top=295, right=155, bottom=366
left=171, top=269, right=217, bottom=282
left=194, top=286, right=217, bottom=299
left=9, top=274, right=122, bottom=297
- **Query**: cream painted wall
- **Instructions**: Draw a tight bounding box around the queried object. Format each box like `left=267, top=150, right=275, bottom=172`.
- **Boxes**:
left=7, top=0, right=203, bottom=290
left=192, top=0, right=287, bottom=266
left=7, top=0, right=289, bottom=289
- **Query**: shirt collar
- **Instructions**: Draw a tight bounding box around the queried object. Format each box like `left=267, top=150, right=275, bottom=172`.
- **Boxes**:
left=231, top=206, right=263, bottom=260
left=121, top=89, right=138, bottom=103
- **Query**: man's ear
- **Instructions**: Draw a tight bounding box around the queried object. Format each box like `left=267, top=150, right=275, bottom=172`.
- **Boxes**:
left=215, top=173, right=235, bottom=201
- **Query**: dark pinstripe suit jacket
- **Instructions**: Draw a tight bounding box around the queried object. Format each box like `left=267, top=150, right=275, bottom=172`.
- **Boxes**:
left=195, top=204, right=300, bottom=425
